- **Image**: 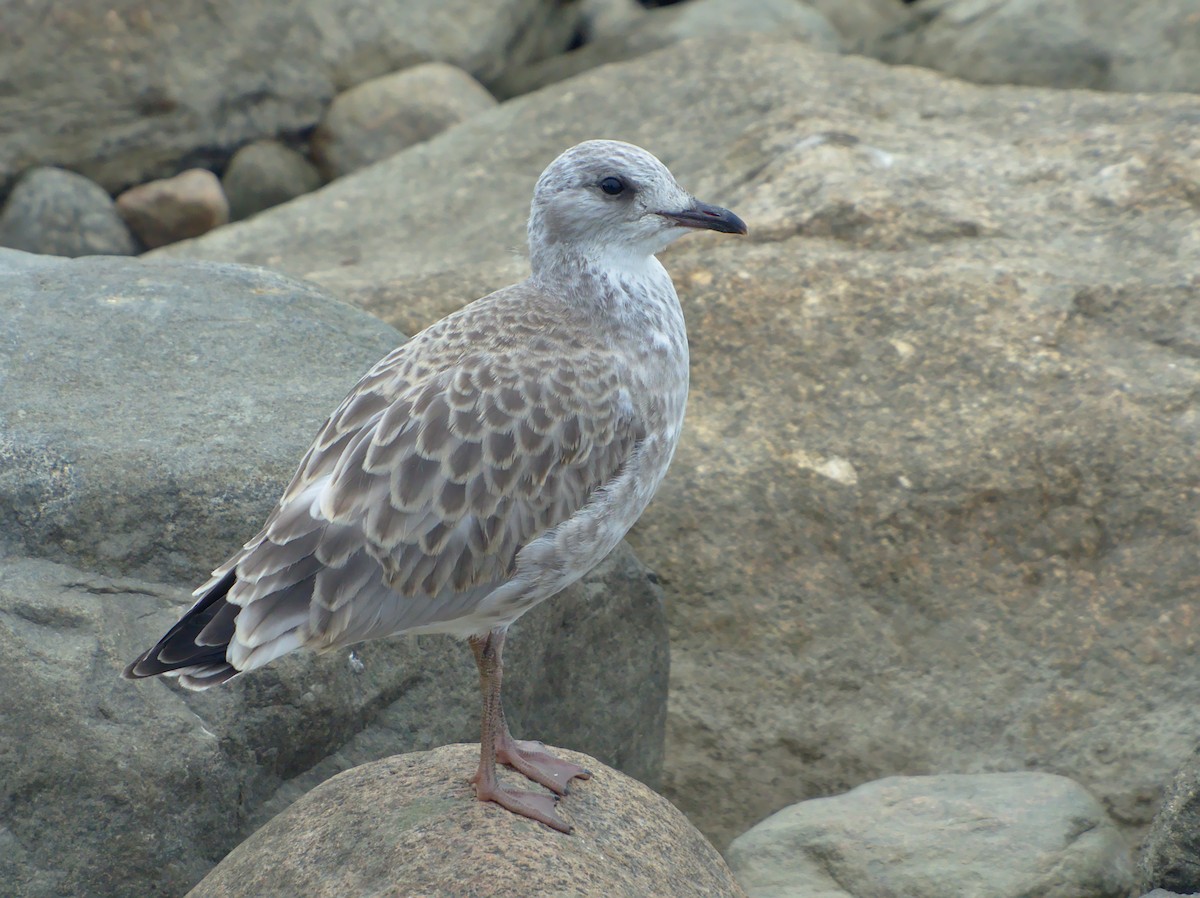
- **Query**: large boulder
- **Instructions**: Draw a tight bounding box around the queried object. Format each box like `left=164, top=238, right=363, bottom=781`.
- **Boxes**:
left=0, top=250, right=399, bottom=582
left=874, top=0, right=1200, bottom=93
left=0, top=0, right=578, bottom=193
left=154, top=36, right=1200, bottom=850
left=491, top=0, right=842, bottom=99
left=186, top=745, right=746, bottom=898
left=0, top=251, right=669, bottom=898
left=727, top=773, right=1133, bottom=898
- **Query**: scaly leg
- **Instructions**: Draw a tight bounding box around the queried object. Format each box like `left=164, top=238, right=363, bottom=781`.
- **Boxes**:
left=468, top=630, right=591, bottom=794
left=467, top=628, right=575, bottom=833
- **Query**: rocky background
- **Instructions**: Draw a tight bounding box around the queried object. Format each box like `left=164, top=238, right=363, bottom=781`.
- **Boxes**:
left=2, top=1, right=1199, bottom=897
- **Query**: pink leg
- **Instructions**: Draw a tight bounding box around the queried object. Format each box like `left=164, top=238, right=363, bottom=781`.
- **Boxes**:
left=468, top=631, right=591, bottom=794
left=468, top=628, right=576, bottom=833
left=493, top=702, right=592, bottom=796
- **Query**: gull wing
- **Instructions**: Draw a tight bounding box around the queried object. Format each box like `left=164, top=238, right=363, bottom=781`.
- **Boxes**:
left=125, top=288, right=642, bottom=687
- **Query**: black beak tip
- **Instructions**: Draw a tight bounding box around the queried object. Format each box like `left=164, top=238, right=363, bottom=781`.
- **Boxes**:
left=720, top=209, right=749, bottom=236
left=659, top=201, right=748, bottom=236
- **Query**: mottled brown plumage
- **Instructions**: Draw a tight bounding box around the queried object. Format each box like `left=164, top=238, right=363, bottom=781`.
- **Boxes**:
left=125, top=139, right=746, bottom=832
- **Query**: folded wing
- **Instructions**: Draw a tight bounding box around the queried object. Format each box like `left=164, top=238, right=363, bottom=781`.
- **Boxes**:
left=125, top=309, right=640, bottom=689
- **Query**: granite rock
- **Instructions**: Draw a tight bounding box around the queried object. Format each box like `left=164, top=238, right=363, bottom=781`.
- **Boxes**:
left=578, top=0, right=647, bottom=44
left=805, top=0, right=910, bottom=50
left=0, top=249, right=398, bottom=581
left=186, top=745, right=743, bottom=898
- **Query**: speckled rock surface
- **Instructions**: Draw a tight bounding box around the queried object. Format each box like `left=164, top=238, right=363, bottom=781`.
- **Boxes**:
left=805, top=0, right=909, bottom=50
left=0, top=250, right=399, bottom=582
left=578, top=0, right=645, bottom=44
left=186, top=745, right=745, bottom=898
left=1139, top=746, right=1200, bottom=894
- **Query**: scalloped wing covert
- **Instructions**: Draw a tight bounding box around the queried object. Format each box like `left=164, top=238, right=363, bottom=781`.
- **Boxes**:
left=199, top=292, right=643, bottom=658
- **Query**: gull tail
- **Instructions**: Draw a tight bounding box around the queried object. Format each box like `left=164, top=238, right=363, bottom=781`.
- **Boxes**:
left=123, top=570, right=242, bottom=690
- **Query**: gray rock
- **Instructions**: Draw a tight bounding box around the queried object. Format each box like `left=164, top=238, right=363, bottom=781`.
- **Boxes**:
left=492, top=0, right=842, bottom=99
left=1, top=546, right=667, bottom=898
left=0, top=250, right=668, bottom=896
left=186, top=746, right=742, bottom=898
left=1141, top=892, right=1200, bottom=898
left=727, top=773, right=1133, bottom=898
left=875, top=0, right=1108, bottom=89
left=222, top=140, right=323, bottom=221
left=874, top=0, right=1200, bottom=93
left=0, top=560, right=250, bottom=898
left=155, top=37, right=1200, bottom=851
left=311, top=63, right=498, bottom=180
left=116, top=169, right=230, bottom=248
left=1139, top=747, right=1200, bottom=894
left=0, top=249, right=399, bottom=583
left=0, top=0, right=579, bottom=193
left=0, top=167, right=135, bottom=257
left=578, top=0, right=647, bottom=44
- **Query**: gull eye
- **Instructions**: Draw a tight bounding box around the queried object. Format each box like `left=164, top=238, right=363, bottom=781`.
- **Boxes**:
left=598, top=176, right=627, bottom=196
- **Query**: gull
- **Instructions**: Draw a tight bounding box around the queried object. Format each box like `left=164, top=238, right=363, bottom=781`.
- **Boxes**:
left=124, top=139, right=746, bottom=833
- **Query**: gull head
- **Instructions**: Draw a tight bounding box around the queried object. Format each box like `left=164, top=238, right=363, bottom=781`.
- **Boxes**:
left=528, top=139, right=746, bottom=275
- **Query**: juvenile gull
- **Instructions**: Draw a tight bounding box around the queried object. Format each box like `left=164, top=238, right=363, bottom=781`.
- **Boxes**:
left=124, top=139, right=747, bottom=833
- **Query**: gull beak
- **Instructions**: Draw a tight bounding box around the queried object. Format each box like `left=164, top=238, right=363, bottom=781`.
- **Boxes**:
left=657, top=200, right=748, bottom=235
